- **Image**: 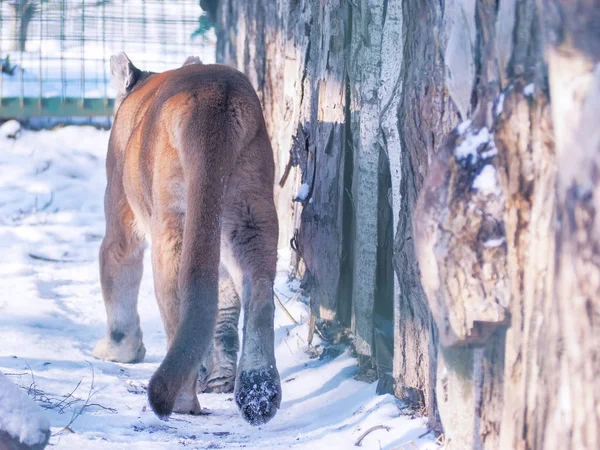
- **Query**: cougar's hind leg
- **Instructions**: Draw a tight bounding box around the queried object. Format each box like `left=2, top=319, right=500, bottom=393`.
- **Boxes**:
left=222, top=132, right=281, bottom=425
left=93, top=170, right=146, bottom=363
left=150, top=184, right=202, bottom=416
left=198, top=264, right=241, bottom=394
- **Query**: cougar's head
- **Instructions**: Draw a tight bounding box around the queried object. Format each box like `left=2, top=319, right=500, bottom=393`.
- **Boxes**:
left=110, top=53, right=204, bottom=114
left=110, top=52, right=153, bottom=114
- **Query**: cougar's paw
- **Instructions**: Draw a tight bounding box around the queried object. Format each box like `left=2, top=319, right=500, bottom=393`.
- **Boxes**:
left=92, top=330, right=145, bottom=363
left=235, top=367, right=281, bottom=425
left=199, top=376, right=235, bottom=394
left=198, top=362, right=236, bottom=394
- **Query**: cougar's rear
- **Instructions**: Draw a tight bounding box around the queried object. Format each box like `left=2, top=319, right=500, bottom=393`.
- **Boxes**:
left=95, top=54, right=281, bottom=425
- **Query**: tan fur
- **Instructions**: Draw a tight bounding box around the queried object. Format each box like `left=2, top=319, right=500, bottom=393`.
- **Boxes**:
left=94, top=53, right=280, bottom=425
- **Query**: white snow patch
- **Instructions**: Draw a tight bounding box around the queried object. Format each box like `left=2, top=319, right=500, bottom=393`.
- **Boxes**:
left=0, top=372, right=50, bottom=446
left=473, top=165, right=500, bottom=195
left=455, top=127, right=491, bottom=162
left=559, top=381, right=572, bottom=413
left=495, top=92, right=505, bottom=116
left=0, top=126, right=439, bottom=449
left=296, top=183, right=310, bottom=201
left=483, top=237, right=506, bottom=248
left=0, top=120, right=22, bottom=139
left=523, top=83, right=535, bottom=97
left=456, top=119, right=472, bottom=135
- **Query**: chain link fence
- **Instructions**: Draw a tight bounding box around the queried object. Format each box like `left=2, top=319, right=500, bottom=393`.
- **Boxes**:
left=0, top=0, right=214, bottom=117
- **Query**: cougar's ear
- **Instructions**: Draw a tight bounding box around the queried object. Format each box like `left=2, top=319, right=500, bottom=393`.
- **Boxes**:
left=110, top=52, right=140, bottom=92
left=182, top=56, right=203, bottom=66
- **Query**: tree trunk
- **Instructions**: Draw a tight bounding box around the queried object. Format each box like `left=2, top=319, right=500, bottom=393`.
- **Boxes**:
left=535, top=2, right=600, bottom=448
left=216, top=0, right=440, bottom=424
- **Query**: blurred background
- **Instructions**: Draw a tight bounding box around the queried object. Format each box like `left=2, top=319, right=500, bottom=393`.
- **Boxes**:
left=0, top=0, right=215, bottom=120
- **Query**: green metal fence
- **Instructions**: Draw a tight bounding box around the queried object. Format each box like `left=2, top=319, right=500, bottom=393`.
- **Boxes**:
left=0, top=0, right=214, bottom=117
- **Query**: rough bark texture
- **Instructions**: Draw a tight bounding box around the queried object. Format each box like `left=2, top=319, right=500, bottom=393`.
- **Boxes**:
left=216, top=0, right=440, bottom=425
left=216, top=0, right=347, bottom=324
left=537, top=1, right=600, bottom=448
left=216, top=0, right=600, bottom=447
left=412, top=1, right=553, bottom=447
left=496, top=78, right=556, bottom=450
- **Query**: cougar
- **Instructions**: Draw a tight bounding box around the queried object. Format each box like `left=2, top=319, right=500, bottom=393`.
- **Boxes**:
left=92, top=53, right=281, bottom=425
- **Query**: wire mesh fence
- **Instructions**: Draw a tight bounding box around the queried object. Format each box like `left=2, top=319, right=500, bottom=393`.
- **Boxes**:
left=0, top=0, right=215, bottom=117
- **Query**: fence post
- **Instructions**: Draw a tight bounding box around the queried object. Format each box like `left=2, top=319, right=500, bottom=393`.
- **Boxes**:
left=6, top=0, right=36, bottom=52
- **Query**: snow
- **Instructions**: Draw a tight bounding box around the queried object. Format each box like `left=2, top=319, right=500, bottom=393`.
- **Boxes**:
left=0, top=372, right=50, bottom=446
left=454, top=127, right=491, bottom=162
left=0, top=125, right=439, bottom=449
left=473, top=165, right=500, bottom=195
left=456, top=119, right=472, bottom=135
left=495, top=92, right=505, bottom=116
left=295, top=183, right=310, bottom=202
left=483, top=237, right=506, bottom=248
left=0, top=119, right=21, bottom=138
left=523, top=83, right=535, bottom=97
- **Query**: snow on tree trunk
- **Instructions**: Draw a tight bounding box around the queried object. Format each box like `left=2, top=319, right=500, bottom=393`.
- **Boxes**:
left=0, top=373, right=50, bottom=450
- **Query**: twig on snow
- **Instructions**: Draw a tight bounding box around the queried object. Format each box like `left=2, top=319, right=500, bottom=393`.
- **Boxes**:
left=35, top=192, right=54, bottom=212
left=418, top=428, right=434, bottom=439
left=28, top=253, right=84, bottom=263
left=307, top=313, right=316, bottom=345
left=435, top=434, right=447, bottom=448
left=314, top=324, right=328, bottom=342
left=354, top=425, right=391, bottom=446
left=283, top=337, right=294, bottom=356
left=53, top=361, right=105, bottom=437
left=274, top=292, right=299, bottom=325
left=25, top=364, right=36, bottom=400
left=52, top=379, right=83, bottom=413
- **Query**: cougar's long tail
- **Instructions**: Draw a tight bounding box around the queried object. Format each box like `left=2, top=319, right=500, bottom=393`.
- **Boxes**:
left=147, top=109, right=236, bottom=419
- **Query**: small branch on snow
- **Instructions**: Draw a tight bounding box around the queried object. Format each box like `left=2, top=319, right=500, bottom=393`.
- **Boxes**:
left=52, top=363, right=96, bottom=437
left=283, top=337, right=294, bottom=356
left=307, top=313, right=316, bottom=345
left=28, top=253, right=84, bottom=263
left=25, top=364, right=37, bottom=401
left=354, top=425, right=391, bottom=446
left=52, top=361, right=116, bottom=436
left=274, top=293, right=299, bottom=325
left=35, top=192, right=54, bottom=213
left=85, top=403, right=117, bottom=413
left=418, top=428, right=434, bottom=439
left=314, top=325, right=327, bottom=342
left=52, top=379, right=83, bottom=413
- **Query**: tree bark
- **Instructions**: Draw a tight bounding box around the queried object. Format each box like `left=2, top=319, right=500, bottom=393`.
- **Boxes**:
left=216, top=0, right=440, bottom=424
left=535, top=2, right=600, bottom=448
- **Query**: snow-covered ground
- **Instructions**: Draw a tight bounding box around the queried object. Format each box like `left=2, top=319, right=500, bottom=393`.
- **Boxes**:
left=0, top=123, right=439, bottom=449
